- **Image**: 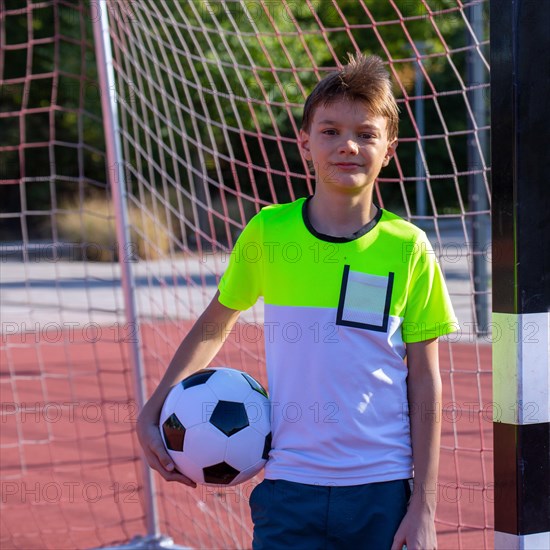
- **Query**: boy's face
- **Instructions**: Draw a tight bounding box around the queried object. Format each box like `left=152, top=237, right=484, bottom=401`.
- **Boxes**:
left=299, top=99, right=397, bottom=195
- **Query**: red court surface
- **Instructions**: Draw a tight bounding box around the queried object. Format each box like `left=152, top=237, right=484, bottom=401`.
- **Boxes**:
left=1, top=322, right=493, bottom=549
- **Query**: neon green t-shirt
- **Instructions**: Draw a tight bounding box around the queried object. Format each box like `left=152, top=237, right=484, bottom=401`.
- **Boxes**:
left=218, top=197, right=457, bottom=485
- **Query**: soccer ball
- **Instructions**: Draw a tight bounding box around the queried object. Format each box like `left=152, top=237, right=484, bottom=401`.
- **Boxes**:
left=159, top=367, right=271, bottom=486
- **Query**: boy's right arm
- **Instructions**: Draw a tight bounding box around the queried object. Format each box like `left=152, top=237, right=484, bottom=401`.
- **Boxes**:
left=136, top=291, right=241, bottom=487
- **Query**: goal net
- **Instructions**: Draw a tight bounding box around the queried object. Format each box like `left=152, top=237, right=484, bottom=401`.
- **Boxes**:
left=0, top=0, right=491, bottom=548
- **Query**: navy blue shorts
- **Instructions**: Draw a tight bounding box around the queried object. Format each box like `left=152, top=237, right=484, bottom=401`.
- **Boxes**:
left=250, top=478, right=411, bottom=550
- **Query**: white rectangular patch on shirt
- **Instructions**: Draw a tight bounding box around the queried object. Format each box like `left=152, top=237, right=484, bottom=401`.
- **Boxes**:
left=336, top=266, right=394, bottom=332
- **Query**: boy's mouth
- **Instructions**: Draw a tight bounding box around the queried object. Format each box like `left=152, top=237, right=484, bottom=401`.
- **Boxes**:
left=333, top=162, right=362, bottom=169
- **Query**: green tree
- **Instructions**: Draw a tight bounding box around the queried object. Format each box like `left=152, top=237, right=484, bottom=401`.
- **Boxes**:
left=1, top=0, right=487, bottom=244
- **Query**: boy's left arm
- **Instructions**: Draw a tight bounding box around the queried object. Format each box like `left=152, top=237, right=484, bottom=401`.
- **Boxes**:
left=391, top=337, right=441, bottom=550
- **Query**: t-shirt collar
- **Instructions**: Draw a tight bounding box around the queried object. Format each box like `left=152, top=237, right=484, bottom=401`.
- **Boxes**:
left=301, top=195, right=382, bottom=243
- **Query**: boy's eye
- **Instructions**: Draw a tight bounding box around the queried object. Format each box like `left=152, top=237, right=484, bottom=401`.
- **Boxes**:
left=321, top=129, right=375, bottom=139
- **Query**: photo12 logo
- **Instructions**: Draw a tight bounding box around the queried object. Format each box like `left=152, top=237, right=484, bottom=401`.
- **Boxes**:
left=1, top=322, right=139, bottom=344
left=1, top=481, right=139, bottom=504
left=1, top=401, right=138, bottom=425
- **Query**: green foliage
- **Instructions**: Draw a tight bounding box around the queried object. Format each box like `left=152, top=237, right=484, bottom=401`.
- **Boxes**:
left=1, top=0, right=106, bottom=239
left=2, top=0, right=488, bottom=241
left=111, top=0, right=483, bottom=214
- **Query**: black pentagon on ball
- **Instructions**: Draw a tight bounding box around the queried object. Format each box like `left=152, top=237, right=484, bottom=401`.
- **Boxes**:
left=203, top=462, right=240, bottom=485
left=241, top=372, right=268, bottom=398
left=162, top=413, right=186, bottom=451
left=262, top=432, right=272, bottom=460
left=209, top=400, right=249, bottom=436
left=181, top=368, right=215, bottom=390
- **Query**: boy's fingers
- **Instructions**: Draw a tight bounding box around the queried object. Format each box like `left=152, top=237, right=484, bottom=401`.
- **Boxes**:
left=142, top=447, right=164, bottom=474
left=138, top=433, right=172, bottom=472
left=145, top=446, right=196, bottom=487
left=137, top=418, right=196, bottom=487
left=390, top=530, right=406, bottom=550
left=139, top=422, right=175, bottom=471
left=150, top=439, right=175, bottom=471
left=164, top=470, right=197, bottom=488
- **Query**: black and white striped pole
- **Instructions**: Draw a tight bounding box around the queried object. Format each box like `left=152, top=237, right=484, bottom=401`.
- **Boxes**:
left=491, top=1, right=550, bottom=548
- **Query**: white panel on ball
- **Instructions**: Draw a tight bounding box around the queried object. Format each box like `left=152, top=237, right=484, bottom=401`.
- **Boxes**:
left=207, top=368, right=260, bottom=403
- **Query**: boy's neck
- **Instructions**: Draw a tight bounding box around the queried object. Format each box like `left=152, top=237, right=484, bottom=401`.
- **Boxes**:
left=308, top=188, right=378, bottom=237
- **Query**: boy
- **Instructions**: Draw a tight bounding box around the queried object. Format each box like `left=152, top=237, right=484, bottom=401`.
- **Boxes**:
left=137, top=53, right=457, bottom=549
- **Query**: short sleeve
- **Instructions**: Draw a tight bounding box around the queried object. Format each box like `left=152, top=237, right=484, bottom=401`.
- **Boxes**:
left=402, top=232, right=459, bottom=343
left=217, top=212, right=264, bottom=311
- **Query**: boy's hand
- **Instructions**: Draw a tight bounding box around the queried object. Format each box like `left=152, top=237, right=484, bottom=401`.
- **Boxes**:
left=390, top=505, right=437, bottom=550
left=137, top=406, right=197, bottom=488
left=135, top=292, right=240, bottom=489
left=396, top=337, right=441, bottom=549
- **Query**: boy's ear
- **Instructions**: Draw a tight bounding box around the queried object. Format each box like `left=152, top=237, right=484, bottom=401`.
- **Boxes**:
left=382, top=138, right=398, bottom=167
left=299, top=129, right=312, bottom=161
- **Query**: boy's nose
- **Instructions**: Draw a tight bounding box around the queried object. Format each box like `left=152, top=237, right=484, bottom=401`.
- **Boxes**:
left=339, top=138, right=359, bottom=154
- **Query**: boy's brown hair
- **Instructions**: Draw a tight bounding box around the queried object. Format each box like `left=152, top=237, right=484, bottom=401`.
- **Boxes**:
left=301, top=53, right=399, bottom=141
